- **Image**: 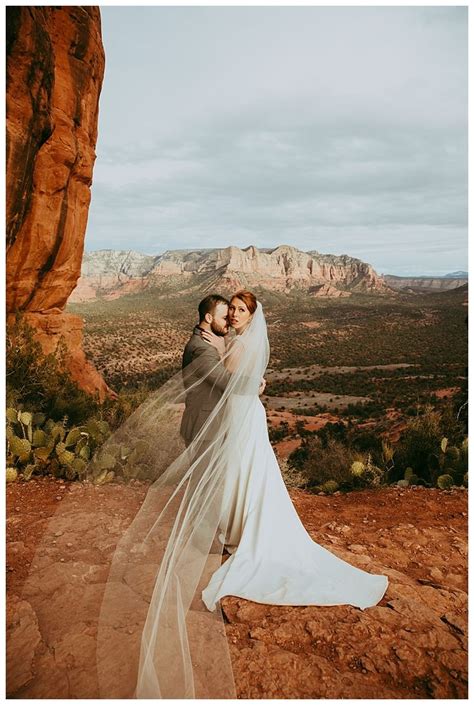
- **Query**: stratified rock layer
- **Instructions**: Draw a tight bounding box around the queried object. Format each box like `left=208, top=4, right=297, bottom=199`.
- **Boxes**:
left=70, top=245, right=390, bottom=302
left=6, top=7, right=112, bottom=400
left=151, top=245, right=389, bottom=294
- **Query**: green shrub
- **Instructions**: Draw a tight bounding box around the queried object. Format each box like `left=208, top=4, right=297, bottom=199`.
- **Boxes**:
left=99, top=390, right=149, bottom=431
left=315, top=421, right=349, bottom=447
left=288, top=436, right=354, bottom=490
left=6, top=313, right=101, bottom=425
left=350, top=430, right=383, bottom=455
left=269, top=421, right=290, bottom=443
left=393, top=406, right=444, bottom=482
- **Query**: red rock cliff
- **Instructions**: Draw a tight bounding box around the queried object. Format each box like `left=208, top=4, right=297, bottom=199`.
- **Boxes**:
left=6, top=6, right=114, bottom=401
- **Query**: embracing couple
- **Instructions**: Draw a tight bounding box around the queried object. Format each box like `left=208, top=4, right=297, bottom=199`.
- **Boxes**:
left=180, top=290, right=267, bottom=448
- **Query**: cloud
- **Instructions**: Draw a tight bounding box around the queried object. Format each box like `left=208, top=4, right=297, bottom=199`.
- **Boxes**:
left=86, top=6, right=467, bottom=276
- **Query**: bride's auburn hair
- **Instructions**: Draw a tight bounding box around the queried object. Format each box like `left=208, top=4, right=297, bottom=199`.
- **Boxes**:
left=232, top=290, right=257, bottom=314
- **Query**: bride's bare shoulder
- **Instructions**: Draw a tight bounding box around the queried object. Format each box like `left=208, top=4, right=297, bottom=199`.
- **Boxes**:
left=229, top=335, right=244, bottom=346
left=228, top=335, right=248, bottom=354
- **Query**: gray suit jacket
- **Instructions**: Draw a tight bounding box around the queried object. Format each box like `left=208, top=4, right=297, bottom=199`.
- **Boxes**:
left=179, top=326, right=232, bottom=446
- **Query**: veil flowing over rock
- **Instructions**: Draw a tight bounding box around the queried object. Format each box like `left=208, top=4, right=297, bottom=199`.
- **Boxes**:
left=20, top=302, right=269, bottom=698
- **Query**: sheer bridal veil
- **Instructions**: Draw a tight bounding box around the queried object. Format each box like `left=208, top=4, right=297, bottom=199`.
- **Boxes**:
left=87, top=300, right=270, bottom=698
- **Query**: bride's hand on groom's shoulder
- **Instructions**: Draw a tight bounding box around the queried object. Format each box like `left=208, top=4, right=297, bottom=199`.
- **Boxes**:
left=201, top=330, right=226, bottom=357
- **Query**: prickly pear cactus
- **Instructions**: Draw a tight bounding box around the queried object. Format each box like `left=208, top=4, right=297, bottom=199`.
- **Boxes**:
left=6, top=408, right=17, bottom=424
left=32, top=429, right=48, bottom=447
left=445, top=446, right=460, bottom=463
left=19, top=411, right=33, bottom=427
left=6, top=467, right=18, bottom=482
left=437, top=473, right=454, bottom=490
left=33, top=446, right=52, bottom=461
left=72, top=457, right=87, bottom=474
left=65, top=428, right=82, bottom=447
left=23, top=464, right=36, bottom=480
left=9, top=435, right=32, bottom=462
left=51, top=424, right=66, bottom=442
left=57, top=449, right=75, bottom=466
left=321, top=480, right=339, bottom=494
left=94, top=470, right=115, bottom=485
left=79, top=445, right=91, bottom=461
left=350, top=461, right=365, bottom=477
left=404, top=467, right=414, bottom=480
left=6, top=406, right=107, bottom=481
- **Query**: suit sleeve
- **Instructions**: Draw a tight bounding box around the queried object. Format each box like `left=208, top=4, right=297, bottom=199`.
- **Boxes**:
left=190, top=345, right=232, bottom=391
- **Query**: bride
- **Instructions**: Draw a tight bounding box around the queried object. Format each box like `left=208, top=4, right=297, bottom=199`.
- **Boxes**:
left=198, top=290, right=388, bottom=612
left=93, top=290, right=389, bottom=699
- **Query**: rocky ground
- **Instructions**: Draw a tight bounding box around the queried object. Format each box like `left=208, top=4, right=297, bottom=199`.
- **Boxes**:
left=7, top=478, right=467, bottom=698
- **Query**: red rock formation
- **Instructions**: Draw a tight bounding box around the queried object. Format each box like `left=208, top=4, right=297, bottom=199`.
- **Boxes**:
left=309, top=283, right=351, bottom=298
left=6, top=7, right=115, bottom=401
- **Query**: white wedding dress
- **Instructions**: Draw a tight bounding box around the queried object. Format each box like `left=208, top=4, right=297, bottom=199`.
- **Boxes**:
left=202, top=393, right=389, bottom=611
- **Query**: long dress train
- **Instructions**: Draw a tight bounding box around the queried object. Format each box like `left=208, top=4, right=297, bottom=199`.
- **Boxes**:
left=202, top=393, right=389, bottom=611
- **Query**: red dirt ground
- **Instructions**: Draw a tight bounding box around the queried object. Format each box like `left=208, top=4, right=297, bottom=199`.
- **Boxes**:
left=6, top=477, right=467, bottom=699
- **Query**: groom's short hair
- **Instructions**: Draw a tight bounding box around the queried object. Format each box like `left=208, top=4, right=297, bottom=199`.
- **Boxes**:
left=198, top=294, right=230, bottom=322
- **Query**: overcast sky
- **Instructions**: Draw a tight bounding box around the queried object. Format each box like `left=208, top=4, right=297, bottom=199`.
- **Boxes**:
left=86, top=5, right=467, bottom=276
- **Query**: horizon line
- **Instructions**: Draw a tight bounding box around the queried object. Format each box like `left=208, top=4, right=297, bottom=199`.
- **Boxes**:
left=82, top=245, right=468, bottom=279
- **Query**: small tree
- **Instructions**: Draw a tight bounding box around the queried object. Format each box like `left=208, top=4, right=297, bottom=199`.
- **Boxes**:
left=6, top=312, right=100, bottom=425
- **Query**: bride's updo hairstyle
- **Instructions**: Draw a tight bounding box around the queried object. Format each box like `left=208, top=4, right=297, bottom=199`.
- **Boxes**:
left=232, top=289, right=257, bottom=314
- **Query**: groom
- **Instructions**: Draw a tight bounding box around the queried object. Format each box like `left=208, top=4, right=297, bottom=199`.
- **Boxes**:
left=180, top=294, right=232, bottom=447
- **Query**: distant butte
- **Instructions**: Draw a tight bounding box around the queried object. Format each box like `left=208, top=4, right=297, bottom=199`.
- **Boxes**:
left=70, top=245, right=391, bottom=302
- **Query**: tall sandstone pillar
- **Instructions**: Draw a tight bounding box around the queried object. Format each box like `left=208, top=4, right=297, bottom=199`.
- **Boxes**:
left=6, top=6, right=115, bottom=401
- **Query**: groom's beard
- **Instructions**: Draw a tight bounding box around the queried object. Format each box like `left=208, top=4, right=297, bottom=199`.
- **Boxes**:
left=211, top=320, right=229, bottom=336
